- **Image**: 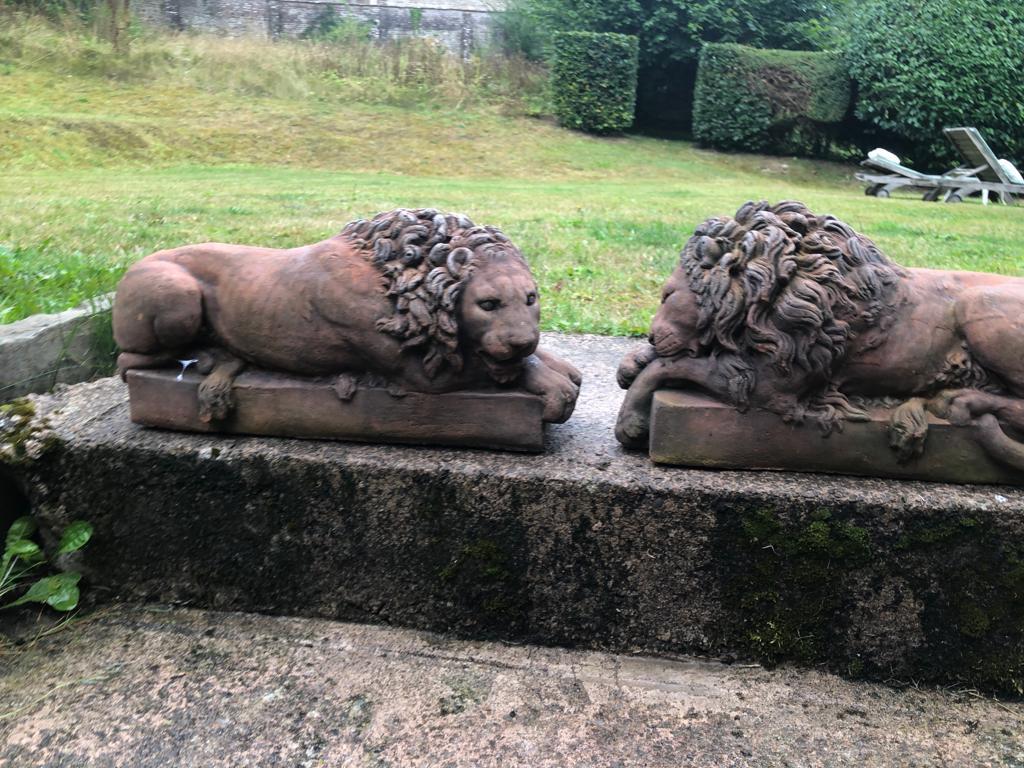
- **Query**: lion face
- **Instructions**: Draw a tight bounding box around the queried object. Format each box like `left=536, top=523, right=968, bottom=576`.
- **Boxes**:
left=458, top=254, right=540, bottom=383
left=650, top=270, right=701, bottom=359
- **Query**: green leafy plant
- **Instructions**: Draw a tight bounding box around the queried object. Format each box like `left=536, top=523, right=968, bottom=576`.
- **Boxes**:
left=408, top=7, right=423, bottom=34
left=551, top=31, right=638, bottom=134
left=846, top=0, right=1024, bottom=168
left=0, top=517, right=92, bottom=612
left=301, top=9, right=372, bottom=44
left=693, top=42, right=851, bottom=157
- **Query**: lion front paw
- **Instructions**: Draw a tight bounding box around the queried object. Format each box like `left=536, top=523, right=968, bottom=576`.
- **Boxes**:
left=198, top=373, right=235, bottom=423
left=614, top=407, right=650, bottom=449
left=523, top=359, right=580, bottom=424
left=541, top=373, right=580, bottom=424
left=616, top=344, right=657, bottom=390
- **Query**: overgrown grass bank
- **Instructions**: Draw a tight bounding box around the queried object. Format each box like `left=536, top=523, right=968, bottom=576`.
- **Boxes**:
left=2, top=15, right=1023, bottom=333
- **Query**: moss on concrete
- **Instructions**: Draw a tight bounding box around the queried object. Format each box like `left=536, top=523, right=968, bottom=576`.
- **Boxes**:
left=0, top=398, right=58, bottom=466
left=436, top=536, right=529, bottom=631
left=717, top=504, right=1024, bottom=695
left=723, top=507, right=871, bottom=664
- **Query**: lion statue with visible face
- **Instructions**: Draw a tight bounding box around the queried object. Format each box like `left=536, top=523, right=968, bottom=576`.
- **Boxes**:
left=617, top=200, right=1024, bottom=472
left=114, top=208, right=581, bottom=424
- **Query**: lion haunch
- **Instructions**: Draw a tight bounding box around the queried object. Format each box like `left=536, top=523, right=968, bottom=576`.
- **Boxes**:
left=114, top=208, right=581, bottom=425
left=617, top=200, right=1024, bottom=474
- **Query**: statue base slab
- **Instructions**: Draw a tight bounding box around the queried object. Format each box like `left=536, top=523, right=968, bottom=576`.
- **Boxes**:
left=126, top=368, right=545, bottom=452
left=649, top=389, right=1024, bottom=485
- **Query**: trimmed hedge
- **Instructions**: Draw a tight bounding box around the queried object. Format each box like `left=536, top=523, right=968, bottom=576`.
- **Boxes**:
left=551, top=31, right=638, bottom=134
left=846, top=0, right=1024, bottom=167
left=693, top=42, right=851, bottom=156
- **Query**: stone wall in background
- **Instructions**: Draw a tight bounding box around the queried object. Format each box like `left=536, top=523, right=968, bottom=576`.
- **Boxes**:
left=133, top=0, right=505, bottom=57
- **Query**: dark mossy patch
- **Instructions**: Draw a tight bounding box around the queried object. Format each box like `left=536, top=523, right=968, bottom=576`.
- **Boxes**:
left=886, top=513, right=1024, bottom=694
left=436, top=535, right=530, bottom=631
left=717, top=506, right=871, bottom=664
left=713, top=501, right=1024, bottom=696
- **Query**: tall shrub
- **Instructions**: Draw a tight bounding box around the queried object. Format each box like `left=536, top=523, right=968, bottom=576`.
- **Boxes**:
left=503, top=0, right=841, bottom=129
left=847, top=0, right=1024, bottom=167
left=693, top=42, right=851, bottom=156
left=551, top=31, right=638, bottom=134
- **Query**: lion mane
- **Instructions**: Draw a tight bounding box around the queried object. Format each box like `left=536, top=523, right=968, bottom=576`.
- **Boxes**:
left=341, top=208, right=527, bottom=379
left=681, top=200, right=908, bottom=427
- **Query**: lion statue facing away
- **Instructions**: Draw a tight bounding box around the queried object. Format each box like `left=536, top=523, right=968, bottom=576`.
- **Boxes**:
left=114, top=208, right=581, bottom=424
left=617, top=200, right=1024, bottom=472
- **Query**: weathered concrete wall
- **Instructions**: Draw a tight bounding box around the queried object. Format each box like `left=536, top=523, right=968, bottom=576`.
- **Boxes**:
left=133, top=0, right=505, bottom=57
left=0, top=296, right=113, bottom=403
left=5, top=334, right=1024, bottom=695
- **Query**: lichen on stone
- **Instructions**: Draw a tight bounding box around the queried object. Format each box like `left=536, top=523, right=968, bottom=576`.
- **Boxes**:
left=0, top=398, right=57, bottom=466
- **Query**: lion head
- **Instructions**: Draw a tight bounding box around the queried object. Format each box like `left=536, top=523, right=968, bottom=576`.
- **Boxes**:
left=342, top=208, right=540, bottom=382
left=652, top=200, right=907, bottom=423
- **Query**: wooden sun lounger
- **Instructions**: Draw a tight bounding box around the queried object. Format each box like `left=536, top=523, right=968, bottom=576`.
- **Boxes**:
left=857, top=129, right=1024, bottom=205
left=855, top=156, right=945, bottom=199
left=942, top=127, right=1024, bottom=205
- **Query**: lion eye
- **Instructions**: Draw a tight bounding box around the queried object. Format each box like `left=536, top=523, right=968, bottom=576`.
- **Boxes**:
left=478, top=299, right=500, bottom=312
left=526, top=292, right=537, bottom=306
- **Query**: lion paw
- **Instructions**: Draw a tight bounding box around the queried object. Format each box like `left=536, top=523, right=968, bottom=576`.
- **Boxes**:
left=541, top=374, right=580, bottom=423
left=888, top=399, right=929, bottom=463
left=536, top=350, right=582, bottom=387
left=615, top=408, right=650, bottom=449
left=522, top=358, right=580, bottom=424
left=333, top=373, right=358, bottom=402
left=929, top=389, right=988, bottom=427
left=616, top=344, right=657, bottom=390
left=198, top=374, right=235, bottom=423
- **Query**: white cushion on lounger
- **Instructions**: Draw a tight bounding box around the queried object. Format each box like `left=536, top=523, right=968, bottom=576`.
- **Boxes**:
left=998, top=158, right=1024, bottom=184
left=868, top=148, right=901, bottom=165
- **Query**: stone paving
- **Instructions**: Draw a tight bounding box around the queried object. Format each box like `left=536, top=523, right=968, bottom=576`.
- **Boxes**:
left=1, top=604, right=1022, bottom=767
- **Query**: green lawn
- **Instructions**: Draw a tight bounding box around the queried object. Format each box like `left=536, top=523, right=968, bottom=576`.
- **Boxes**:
left=2, top=26, right=1024, bottom=334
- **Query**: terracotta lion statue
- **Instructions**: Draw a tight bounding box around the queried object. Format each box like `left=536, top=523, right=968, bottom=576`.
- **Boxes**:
left=616, top=200, right=1024, bottom=472
left=114, top=208, right=581, bottom=423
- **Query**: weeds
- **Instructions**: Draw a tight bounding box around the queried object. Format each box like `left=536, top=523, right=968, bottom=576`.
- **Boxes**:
left=0, top=10, right=548, bottom=111
left=1, top=516, right=92, bottom=612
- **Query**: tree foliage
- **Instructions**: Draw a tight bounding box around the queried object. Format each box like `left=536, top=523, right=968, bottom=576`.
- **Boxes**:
left=846, top=0, right=1024, bottom=167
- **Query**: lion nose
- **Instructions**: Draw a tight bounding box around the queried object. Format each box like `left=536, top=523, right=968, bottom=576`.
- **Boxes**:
left=508, top=332, right=538, bottom=356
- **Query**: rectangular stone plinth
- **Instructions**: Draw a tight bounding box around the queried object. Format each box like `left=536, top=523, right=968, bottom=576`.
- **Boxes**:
left=650, top=389, right=1024, bottom=485
left=126, top=368, right=545, bottom=452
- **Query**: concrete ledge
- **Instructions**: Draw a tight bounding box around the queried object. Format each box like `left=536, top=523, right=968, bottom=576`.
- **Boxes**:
left=0, top=295, right=113, bottom=402
left=5, top=333, right=1024, bottom=694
